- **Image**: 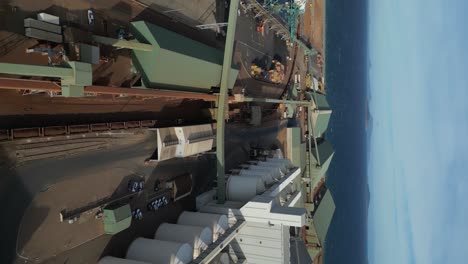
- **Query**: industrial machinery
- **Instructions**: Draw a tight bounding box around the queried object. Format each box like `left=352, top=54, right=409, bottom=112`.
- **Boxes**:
left=166, top=173, right=193, bottom=202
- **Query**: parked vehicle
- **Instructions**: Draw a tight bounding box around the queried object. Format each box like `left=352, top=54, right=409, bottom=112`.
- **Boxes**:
left=132, top=208, right=143, bottom=220
left=128, top=178, right=144, bottom=193
left=147, top=196, right=169, bottom=211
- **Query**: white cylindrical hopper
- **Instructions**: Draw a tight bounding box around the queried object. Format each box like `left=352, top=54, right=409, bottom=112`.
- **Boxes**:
left=256, top=161, right=289, bottom=174
left=265, top=158, right=291, bottom=167
left=271, top=149, right=284, bottom=159
left=155, top=223, right=213, bottom=258
left=99, top=256, right=150, bottom=264
left=246, top=165, right=283, bottom=180
left=177, top=211, right=229, bottom=241
left=226, top=175, right=265, bottom=202
left=210, top=253, right=230, bottom=264
left=238, top=169, right=274, bottom=184
left=126, top=238, right=193, bottom=264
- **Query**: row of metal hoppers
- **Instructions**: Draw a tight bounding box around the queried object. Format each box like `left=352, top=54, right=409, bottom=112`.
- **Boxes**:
left=99, top=211, right=230, bottom=264
left=99, top=158, right=293, bottom=264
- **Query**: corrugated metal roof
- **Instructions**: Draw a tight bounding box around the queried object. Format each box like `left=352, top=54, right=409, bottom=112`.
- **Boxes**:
left=306, top=92, right=331, bottom=137
left=287, top=127, right=306, bottom=170
left=312, top=190, right=335, bottom=246
left=314, top=112, right=331, bottom=137
left=306, top=92, right=330, bottom=110
left=309, top=140, right=334, bottom=179
left=130, top=21, right=238, bottom=92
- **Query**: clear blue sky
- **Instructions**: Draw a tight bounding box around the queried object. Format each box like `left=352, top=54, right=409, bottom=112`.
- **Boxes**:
left=367, top=0, right=468, bottom=263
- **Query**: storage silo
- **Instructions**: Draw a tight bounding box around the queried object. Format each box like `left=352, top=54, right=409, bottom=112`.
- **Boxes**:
left=126, top=238, right=193, bottom=264
left=155, top=223, right=213, bottom=258
left=244, top=165, right=284, bottom=180
left=226, top=175, right=265, bottom=202
left=238, top=169, right=275, bottom=185
left=177, top=211, right=229, bottom=241
left=256, top=160, right=290, bottom=173
left=265, top=158, right=292, bottom=167
left=99, top=256, right=151, bottom=264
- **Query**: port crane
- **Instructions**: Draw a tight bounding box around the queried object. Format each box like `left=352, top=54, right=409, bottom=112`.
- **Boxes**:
left=262, top=0, right=318, bottom=56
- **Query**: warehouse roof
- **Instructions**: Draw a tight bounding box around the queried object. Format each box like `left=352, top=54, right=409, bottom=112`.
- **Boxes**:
left=312, top=190, right=335, bottom=245
left=307, top=92, right=330, bottom=110
left=307, top=92, right=332, bottom=137
left=309, top=139, right=334, bottom=179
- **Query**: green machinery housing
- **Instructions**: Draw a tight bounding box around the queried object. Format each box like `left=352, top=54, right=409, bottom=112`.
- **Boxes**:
left=130, top=21, right=239, bottom=93
left=0, top=21, right=239, bottom=96
left=103, top=203, right=132, bottom=235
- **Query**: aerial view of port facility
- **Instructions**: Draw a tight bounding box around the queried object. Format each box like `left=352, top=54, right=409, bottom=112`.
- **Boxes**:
left=0, top=0, right=348, bottom=263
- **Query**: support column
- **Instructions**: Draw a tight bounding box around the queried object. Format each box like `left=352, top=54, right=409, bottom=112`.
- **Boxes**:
left=216, top=0, right=240, bottom=204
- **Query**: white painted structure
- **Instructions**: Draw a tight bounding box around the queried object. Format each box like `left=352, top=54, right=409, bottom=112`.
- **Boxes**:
left=226, top=175, right=266, bottom=202
left=100, top=153, right=313, bottom=264
left=151, top=124, right=214, bottom=161
left=99, top=256, right=150, bottom=264
left=198, top=160, right=307, bottom=264
left=37, top=13, right=60, bottom=25
left=210, top=253, right=230, bottom=264
left=126, top=238, right=192, bottom=264
left=154, top=223, right=213, bottom=258
left=237, top=169, right=275, bottom=184
left=177, top=211, right=229, bottom=241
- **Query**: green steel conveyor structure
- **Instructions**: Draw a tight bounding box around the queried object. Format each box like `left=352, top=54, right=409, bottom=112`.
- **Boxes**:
left=0, top=61, right=92, bottom=96
left=128, top=21, right=239, bottom=93
left=216, top=0, right=240, bottom=204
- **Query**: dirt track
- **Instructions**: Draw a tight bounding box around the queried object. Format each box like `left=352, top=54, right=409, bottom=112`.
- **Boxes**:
left=303, top=0, right=325, bottom=54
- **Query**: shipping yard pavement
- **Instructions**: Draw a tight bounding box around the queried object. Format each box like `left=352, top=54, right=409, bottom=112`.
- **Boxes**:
left=0, top=0, right=319, bottom=263
left=233, top=4, right=294, bottom=98
left=0, top=119, right=287, bottom=263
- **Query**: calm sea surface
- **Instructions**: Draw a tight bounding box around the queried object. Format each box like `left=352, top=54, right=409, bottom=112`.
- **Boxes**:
left=324, top=0, right=368, bottom=263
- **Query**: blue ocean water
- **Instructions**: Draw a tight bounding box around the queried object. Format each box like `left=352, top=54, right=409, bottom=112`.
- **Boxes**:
left=324, top=0, right=368, bottom=263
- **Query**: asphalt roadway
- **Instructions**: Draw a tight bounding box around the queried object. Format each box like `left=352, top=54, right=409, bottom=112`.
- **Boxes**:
left=0, top=119, right=287, bottom=263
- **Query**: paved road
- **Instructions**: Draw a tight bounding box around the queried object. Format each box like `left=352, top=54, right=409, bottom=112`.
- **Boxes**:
left=0, top=119, right=286, bottom=263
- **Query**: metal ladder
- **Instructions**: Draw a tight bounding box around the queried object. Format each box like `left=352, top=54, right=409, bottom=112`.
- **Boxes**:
left=191, top=220, right=247, bottom=264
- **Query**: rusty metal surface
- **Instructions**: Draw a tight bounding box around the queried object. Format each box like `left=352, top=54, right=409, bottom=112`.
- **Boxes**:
left=0, top=78, right=235, bottom=102
left=85, top=85, right=224, bottom=101
left=1, top=120, right=157, bottom=141
left=0, top=77, right=61, bottom=92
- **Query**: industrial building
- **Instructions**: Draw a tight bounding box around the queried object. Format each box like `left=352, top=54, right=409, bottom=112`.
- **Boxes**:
left=150, top=124, right=215, bottom=162
left=98, top=156, right=315, bottom=264
left=0, top=0, right=333, bottom=263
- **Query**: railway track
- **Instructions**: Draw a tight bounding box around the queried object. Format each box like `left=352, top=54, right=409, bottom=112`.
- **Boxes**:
left=0, top=120, right=157, bottom=141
